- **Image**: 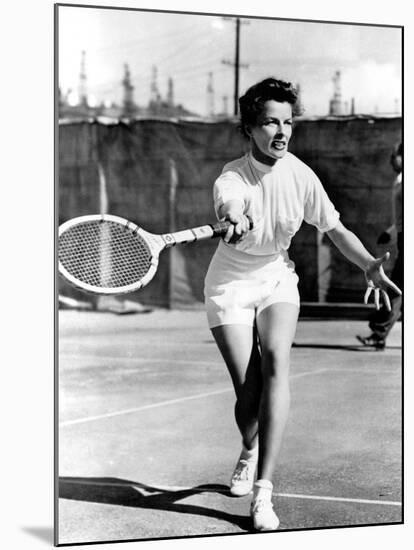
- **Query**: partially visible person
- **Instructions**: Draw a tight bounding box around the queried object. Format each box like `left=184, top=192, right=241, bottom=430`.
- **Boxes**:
left=357, top=142, right=403, bottom=350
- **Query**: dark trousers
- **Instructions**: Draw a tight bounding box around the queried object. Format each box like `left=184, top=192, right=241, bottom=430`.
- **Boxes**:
left=369, top=232, right=403, bottom=339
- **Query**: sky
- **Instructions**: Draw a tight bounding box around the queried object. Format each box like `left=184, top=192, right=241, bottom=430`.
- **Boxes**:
left=57, top=5, right=402, bottom=117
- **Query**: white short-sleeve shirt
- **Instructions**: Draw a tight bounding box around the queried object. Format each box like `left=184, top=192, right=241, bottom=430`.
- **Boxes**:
left=213, top=151, right=340, bottom=255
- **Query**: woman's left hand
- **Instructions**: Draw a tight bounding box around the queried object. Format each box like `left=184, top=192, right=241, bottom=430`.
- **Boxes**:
left=364, top=252, right=402, bottom=310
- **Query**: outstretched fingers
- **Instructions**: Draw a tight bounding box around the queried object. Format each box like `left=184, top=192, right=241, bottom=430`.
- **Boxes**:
left=364, top=286, right=373, bottom=305
left=364, top=251, right=401, bottom=310
left=381, top=289, right=392, bottom=311
left=382, top=273, right=402, bottom=296
left=364, top=286, right=382, bottom=310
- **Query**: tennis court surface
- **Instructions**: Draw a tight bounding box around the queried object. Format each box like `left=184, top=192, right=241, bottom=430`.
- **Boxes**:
left=57, top=309, right=402, bottom=545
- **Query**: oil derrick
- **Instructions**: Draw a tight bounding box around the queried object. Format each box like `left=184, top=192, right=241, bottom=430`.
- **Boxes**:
left=149, top=65, right=162, bottom=114
left=167, top=77, right=174, bottom=107
left=121, top=63, right=136, bottom=117
left=78, top=50, right=88, bottom=107
left=207, top=72, right=215, bottom=117
left=329, top=71, right=344, bottom=115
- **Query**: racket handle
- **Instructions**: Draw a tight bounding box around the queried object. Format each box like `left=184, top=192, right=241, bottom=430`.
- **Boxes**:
left=210, top=221, right=232, bottom=236
left=165, top=218, right=254, bottom=246
left=210, top=217, right=254, bottom=237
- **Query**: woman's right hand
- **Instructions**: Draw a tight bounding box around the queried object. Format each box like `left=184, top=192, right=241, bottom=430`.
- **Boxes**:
left=223, top=212, right=252, bottom=243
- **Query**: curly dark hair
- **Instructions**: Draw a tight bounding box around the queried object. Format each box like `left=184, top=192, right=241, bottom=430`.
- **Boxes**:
left=238, top=77, right=303, bottom=139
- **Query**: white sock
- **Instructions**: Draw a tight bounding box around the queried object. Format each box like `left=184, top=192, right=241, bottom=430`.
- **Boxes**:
left=253, top=479, right=273, bottom=502
left=240, top=442, right=258, bottom=462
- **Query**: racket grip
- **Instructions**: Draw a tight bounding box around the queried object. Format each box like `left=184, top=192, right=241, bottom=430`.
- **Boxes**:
left=210, top=221, right=232, bottom=236
left=210, top=217, right=254, bottom=237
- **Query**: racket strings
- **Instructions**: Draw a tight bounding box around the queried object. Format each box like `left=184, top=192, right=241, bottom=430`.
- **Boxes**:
left=59, top=221, right=153, bottom=289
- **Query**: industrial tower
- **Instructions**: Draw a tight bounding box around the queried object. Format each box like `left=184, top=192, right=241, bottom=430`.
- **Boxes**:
left=206, top=72, right=215, bottom=117
left=167, top=77, right=174, bottom=107
left=329, top=71, right=344, bottom=116
left=150, top=66, right=162, bottom=107
left=78, top=50, right=88, bottom=107
left=121, top=63, right=136, bottom=117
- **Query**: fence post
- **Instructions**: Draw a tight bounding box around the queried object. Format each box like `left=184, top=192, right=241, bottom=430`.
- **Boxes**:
left=168, top=158, right=178, bottom=308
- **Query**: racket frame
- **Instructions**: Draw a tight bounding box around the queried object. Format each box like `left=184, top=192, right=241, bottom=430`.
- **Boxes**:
left=58, top=214, right=162, bottom=295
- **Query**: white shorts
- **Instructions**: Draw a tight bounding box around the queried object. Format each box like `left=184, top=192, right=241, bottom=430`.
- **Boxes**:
left=204, top=241, right=300, bottom=328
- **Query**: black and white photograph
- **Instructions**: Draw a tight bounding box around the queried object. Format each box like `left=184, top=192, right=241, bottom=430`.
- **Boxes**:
left=5, top=1, right=411, bottom=549
left=54, top=2, right=404, bottom=547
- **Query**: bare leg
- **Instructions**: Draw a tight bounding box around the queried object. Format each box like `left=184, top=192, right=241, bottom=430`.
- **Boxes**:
left=211, top=324, right=262, bottom=450
left=255, top=303, right=299, bottom=481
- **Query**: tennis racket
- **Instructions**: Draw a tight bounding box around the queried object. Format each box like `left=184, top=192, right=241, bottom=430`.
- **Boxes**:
left=58, top=214, right=234, bottom=295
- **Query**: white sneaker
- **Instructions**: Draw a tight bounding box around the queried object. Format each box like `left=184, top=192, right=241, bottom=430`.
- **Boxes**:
left=229, top=458, right=257, bottom=496
left=250, top=498, right=280, bottom=531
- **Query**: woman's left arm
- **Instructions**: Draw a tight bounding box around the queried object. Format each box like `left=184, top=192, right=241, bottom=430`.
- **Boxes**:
left=326, top=221, right=402, bottom=310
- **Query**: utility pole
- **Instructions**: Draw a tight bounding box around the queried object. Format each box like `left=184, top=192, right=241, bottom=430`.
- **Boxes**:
left=234, top=17, right=240, bottom=116
left=221, top=17, right=249, bottom=116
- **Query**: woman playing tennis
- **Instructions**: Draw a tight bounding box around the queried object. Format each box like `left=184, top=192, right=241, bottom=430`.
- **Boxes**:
left=204, top=77, right=401, bottom=531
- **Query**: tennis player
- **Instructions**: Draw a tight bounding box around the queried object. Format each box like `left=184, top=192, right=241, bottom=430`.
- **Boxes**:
left=204, top=77, right=401, bottom=531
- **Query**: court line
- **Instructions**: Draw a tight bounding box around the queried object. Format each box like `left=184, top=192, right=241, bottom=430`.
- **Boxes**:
left=275, top=492, right=401, bottom=507
left=59, top=354, right=223, bottom=368
left=59, top=478, right=401, bottom=507
left=59, top=388, right=231, bottom=427
left=61, top=339, right=213, bottom=348
left=60, top=353, right=397, bottom=371
left=59, top=368, right=330, bottom=428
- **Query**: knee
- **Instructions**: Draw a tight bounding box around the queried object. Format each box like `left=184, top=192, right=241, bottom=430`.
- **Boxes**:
left=261, top=347, right=290, bottom=380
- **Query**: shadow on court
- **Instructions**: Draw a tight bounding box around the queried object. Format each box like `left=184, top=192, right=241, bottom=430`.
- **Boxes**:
left=59, top=477, right=250, bottom=531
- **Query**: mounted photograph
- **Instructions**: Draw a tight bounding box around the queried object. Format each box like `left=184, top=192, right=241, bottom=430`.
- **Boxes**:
left=55, top=3, right=403, bottom=546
